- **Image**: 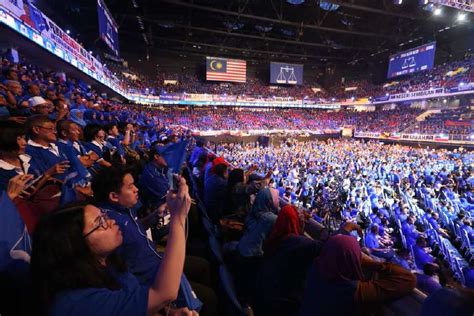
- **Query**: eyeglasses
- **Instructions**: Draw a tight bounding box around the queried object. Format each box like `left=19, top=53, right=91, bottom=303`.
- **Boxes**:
left=35, top=126, right=57, bottom=133
left=83, top=212, right=111, bottom=238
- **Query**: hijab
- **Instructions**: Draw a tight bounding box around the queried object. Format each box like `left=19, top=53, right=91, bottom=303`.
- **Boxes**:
left=248, top=187, right=279, bottom=220
left=315, top=234, right=364, bottom=283
left=69, top=109, right=86, bottom=127
left=264, top=205, right=301, bottom=256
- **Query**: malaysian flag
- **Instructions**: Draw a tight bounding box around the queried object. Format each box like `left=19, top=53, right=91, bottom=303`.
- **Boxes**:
left=206, top=57, right=246, bottom=83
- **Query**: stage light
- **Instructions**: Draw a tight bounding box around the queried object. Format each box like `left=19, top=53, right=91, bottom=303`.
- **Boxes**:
left=433, top=7, right=442, bottom=16
left=459, top=82, right=465, bottom=87
left=457, top=13, right=466, bottom=22
left=443, top=99, right=447, bottom=104
left=66, top=29, right=71, bottom=34
left=394, top=0, right=403, bottom=5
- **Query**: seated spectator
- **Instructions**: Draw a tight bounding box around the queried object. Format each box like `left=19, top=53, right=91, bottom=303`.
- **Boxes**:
left=391, top=248, right=413, bottom=271
left=204, top=157, right=229, bottom=223
left=91, top=167, right=215, bottom=314
left=460, top=219, right=474, bottom=243
left=416, top=263, right=442, bottom=295
left=256, top=205, right=322, bottom=315
left=83, top=124, right=112, bottom=171
left=428, top=212, right=450, bottom=238
left=138, top=144, right=169, bottom=210
left=28, top=96, right=52, bottom=116
left=299, top=234, right=416, bottom=316
left=413, top=237, right=437, bottom=270
left=30, top=179, right=191, bottom=315
left=364, top=224, right=394, bottom=260
left=225, top=167, right=268, bottom=220
left=402, top=215, right=424, bottom=247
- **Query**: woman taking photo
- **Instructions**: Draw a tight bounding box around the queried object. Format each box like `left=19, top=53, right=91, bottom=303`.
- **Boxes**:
left=31, top=177, right=193, bottom=316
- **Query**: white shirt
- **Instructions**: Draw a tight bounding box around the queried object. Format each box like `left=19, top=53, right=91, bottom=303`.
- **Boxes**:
left=0, top=154, right=31, bottom=174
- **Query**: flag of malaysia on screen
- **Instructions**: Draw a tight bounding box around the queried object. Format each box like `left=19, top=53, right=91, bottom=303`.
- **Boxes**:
left=206, top=57, right=246, bottom=83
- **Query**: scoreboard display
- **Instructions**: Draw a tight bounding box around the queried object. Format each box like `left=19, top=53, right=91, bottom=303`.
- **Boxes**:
left=387, top=42, right=436, bottom=79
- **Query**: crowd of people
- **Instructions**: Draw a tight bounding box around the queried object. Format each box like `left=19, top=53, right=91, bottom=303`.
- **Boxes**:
left=0, top=50, right=473, bottom=316
left=119, top=55, right=473, bottom=102
left=188, top=138, right=474, bottom=315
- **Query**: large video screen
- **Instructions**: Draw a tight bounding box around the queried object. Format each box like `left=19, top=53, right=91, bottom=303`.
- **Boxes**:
left=97, top=0, right=119, bottom=56
left=387, top=42, right=436, bottom=79
left=270, top=62, right=303, bottom=85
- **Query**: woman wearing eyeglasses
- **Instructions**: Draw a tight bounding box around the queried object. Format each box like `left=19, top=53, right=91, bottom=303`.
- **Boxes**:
left=31, top=177, right=193, bottom=316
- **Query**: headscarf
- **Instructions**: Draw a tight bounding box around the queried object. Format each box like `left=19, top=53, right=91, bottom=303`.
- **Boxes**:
left=264, top=205, right=301, bottom=256
left=227, top=168, right=244, bottom=192
left=247, top=187, right=278, bottom=220
left=315, top=234, right=364, bottom=283
left=69, top=109, right=86, bottom=127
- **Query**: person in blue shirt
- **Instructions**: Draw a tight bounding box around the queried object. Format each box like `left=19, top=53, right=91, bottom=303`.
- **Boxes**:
left=105, top=123, right=126, bottom=164
left=139, top=144, right=170, bottom=210
left=461, top=219, right=474, bottom=243
left=204, top=157, right=229, bottom=223
left=91, top=167, right=213, bottom=314
left=413, top=237, right=437, bottom=270
left=402, top=215, right=424, bottom=247
left=416, top=263, right=442, bottom=295
left=428, top=212, right=450, bottom=238
left=390, top=248, right=412, bottom=271
left=364, top=224, right=394, bottom=260
left=24, top=115, right=78, bottom=205
left=83, top=124, right=112, bottom=173
left=30, top=178, right=193, bottom=316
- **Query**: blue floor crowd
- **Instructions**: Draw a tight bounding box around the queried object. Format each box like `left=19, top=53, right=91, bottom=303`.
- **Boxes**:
left=0, top=55, right=473, bottom=316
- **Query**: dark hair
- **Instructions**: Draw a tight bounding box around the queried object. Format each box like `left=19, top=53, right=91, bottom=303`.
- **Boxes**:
left=104, top=123, right=117, bottom=134
left=31, top=203, right=126, bottom=308
left=423, top=263, right=439, bottom=276
left=213, top=164, right=228, bottom=178
left=397, top=248, right=410, bottom=257
left=91, top=166, right=132, bottom=204
left=148, top=143, right=163, bottom=163
left=83, top=124, right=104, bottom=142
left=56, top=119, right=75, bottom=138
left=228, top=168, right=244, bottom=191
left=0, top=120, right=25, bottom=153
left=25, top=115, right=53, bottom=138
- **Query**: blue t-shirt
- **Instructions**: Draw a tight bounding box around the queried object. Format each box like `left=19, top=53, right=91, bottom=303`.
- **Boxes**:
left=364, top=232, right=380, bottom=249
left=50, top=271, right=148, bottom=316
left=413, top=245, right=434, bottom=269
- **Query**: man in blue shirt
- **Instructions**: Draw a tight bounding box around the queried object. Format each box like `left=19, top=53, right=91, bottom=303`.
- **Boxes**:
left=413, top=237, right=437, bottom=270
left=139, top=145, right=169, bottom=210
left=428, top=212, right=449, bottom=238
left=364, top=224, right=394, bottom=260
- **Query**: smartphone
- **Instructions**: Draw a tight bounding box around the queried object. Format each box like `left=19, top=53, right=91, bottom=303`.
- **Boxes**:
left=167, top=170, right=179, bottom=192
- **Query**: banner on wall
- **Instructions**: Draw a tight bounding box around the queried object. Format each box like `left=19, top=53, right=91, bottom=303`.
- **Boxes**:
left=0, top=1, right=127, bottom=97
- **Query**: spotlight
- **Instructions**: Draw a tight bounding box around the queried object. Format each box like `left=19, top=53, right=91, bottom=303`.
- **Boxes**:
left=394, top=0, right=403, bottom=5
left=457, top=13, right=466, bottom=22
left=66, top=29, right=71, bottom=34
left=433, top=7, right=442, bottom=16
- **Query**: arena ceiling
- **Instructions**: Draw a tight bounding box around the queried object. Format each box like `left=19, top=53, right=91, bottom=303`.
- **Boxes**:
left=39, top=0, right=473, bottom=69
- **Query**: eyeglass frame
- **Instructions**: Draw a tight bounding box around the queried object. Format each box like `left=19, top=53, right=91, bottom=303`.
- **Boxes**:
left=83, top=210, right=111, bottom=238
left=34, top=125, right=57, bottom=133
